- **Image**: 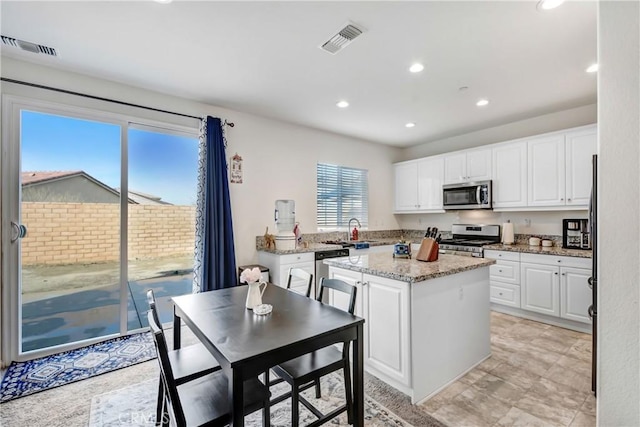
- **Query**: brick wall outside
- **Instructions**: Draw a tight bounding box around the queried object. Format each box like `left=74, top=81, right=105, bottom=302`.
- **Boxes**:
left=21, top=202, right=196, bottom=265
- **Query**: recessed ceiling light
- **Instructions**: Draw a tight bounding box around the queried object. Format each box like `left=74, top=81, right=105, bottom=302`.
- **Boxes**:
left=586, top=63, right=599, bottom=73
left=409, top=63, right=424, bottom=73
left=476, top=99, right=489, bottom=107
left=336, top=100, right=349, bottom=108
left=405, top=122, right=416, bottom=128
left=537, top=0, right=565, bottom=10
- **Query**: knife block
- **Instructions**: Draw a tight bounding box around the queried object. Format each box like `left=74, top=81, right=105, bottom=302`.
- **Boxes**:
left=416, top=238, right=439, bottom=262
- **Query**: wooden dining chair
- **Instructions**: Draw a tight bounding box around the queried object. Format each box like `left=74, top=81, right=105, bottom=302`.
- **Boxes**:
left=269, top=278, right=357, bottom=427
left=148, top=311, right=271, bottom=427
left=146, top=289, right=221, bottom=425
left=286, top=267, right=314, bottom=297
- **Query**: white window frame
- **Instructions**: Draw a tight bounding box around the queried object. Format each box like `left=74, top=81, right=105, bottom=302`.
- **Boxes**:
left=316, top=162, right=369, bottom=231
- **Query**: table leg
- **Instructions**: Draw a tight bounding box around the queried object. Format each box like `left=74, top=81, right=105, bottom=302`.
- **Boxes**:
left=353, top=324, right=364, bottom=426
left=173, top=307, right=181, bottom=350
left=230, top=368, right=244, bottom=427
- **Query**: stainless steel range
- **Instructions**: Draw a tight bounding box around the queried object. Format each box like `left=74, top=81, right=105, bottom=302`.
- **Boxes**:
left=439, top=224, right=501, bottom=257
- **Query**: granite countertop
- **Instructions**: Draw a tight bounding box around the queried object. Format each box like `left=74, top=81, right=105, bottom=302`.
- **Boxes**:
left=483, top=243, right=592, bottom=258
left=258, top=238, right=417, bottom=255
left=324, top=253, right=495, bottom=283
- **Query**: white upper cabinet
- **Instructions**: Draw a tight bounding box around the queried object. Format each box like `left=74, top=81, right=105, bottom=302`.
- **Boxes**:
left=492, top=141, right=527, bottom=208
left=528, top=125, right=597, bottom=208
left=394, top=157, right=444, bottom=212
left=565, top=126, right=597, bottom=206
left=528, top=134, right=566, bottom=206
left=417, top=156, right=445, bottom=210
left=394, top=161, right=419, bottom=211
left=444, top=148, right=491, bottom=184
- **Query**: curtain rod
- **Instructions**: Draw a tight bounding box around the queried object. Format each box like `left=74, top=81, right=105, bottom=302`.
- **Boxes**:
left=0, top=77, right=235, bottom=127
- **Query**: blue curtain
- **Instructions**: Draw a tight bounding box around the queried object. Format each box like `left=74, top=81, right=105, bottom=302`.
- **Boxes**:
left=193, top=116, right=237, bottom=292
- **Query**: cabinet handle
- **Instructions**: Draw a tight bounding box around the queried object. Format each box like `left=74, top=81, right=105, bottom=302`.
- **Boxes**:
left=562, top=273, right=566, bottom=276
left=554, top=272, right=558, bottom=275
left=499, top=269, right=503, bottom=273
left=561, top=198, right=564, bottom=201
left=499, top=292, right=503, bottom=296
left=355, top=281, right=362, bottom=286
left=557, top=260, right=561, bottom=263
left=498, top=254, right=502, bottom=257
left=568, top=198, right=572, bottom=202
left=362, top=281, right=369, bottom=286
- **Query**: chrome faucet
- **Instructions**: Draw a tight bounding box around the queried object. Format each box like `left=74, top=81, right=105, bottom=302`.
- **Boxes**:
left=348, top=217, right=361, bottom=241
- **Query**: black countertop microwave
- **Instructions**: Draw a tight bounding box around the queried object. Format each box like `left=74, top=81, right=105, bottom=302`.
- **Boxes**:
left=443, top=181, right=492, bottom=210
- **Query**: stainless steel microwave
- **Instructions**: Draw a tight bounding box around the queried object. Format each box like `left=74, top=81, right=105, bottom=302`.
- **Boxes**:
left=443, top=181, right=492, bottom=210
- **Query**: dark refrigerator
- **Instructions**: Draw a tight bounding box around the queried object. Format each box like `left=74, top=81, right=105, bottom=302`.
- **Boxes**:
left=588, top=154, right=598, bottom=395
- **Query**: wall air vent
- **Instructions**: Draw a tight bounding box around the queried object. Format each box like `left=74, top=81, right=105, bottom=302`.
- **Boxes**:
left=320, top=22, right=365, bottom=55
left=1, top=35, right=58, bottom=57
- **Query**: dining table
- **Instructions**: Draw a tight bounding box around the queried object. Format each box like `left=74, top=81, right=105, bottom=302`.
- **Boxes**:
left=172, top=284, right=365, bottom=427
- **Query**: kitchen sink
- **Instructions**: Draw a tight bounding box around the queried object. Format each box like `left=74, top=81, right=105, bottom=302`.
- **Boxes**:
left=322, top=240, right=377, bottom=249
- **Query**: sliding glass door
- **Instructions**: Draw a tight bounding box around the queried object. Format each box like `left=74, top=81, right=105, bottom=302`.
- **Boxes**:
left=2, top=97, right=198, bottom=360
left=19, top=110, right=122, bottom=353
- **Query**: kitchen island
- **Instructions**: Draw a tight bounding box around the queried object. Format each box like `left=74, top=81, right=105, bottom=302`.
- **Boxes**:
left=324, top=253, right=495, bottom=404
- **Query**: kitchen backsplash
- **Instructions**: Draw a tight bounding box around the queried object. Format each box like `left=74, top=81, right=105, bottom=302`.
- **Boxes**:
left=256, top=229, right=564, bottom=250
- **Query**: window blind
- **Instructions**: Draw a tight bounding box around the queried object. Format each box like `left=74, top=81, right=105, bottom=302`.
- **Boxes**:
left=317, top=163, right=368, bottom=228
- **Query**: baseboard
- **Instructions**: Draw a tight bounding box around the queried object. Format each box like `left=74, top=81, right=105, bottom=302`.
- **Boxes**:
left=491, top=304, right=592, bottom=334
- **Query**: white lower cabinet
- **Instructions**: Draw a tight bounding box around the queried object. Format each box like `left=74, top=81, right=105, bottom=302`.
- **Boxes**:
left=327, top=267, right=411, bottom=387
left=485, top=250, right=521, bottom=308
left=519, top=253, right=591, bottom=324
left=560, top=267, right=592, bottom=323
left=521, top=262, right=560, bottom=316
left=362, top=273, right=411, bottom=387
left=257, top=252, right=315, bottom=297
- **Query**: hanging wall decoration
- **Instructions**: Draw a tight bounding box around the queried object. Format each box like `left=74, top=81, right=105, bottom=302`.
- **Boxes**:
left=230, top=153, right=243, bottom=184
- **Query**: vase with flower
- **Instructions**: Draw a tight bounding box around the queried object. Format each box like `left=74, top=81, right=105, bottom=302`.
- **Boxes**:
left=240, top=267, right=268, bottom=310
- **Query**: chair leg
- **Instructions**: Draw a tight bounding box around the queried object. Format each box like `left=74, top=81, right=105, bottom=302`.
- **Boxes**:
left=155, top=377, right=164, bottom=427
left=291, top=385, right=300, bottom=427
left=343, top=361, right=354, bottom=425
left=314, top=378, right=321, bottom=398
left=263, top=370, right=271, bottom=427
left=161, top=394, right=170, bottom=427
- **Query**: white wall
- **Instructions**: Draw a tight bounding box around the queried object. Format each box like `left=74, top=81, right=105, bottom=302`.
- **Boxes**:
left=0, top=57, right=400, bottom=267
left=398, top=103, right=596, bottom=161
left=597, top=2, right=640, bottom=425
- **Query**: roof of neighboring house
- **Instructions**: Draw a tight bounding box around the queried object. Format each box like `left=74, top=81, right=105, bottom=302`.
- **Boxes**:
left=117, top=188, right=172, bottom=205
left=21, top=170, right=84, bottom=186
left=21, top=171, right=137, bottom=203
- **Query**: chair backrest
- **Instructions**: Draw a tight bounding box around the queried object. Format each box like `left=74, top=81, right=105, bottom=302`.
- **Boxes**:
left=148, top=310, right=187, bottom=426
left=287, top=267, right=314, bottom=298
left=316, top=278, right=357, bottom=315
left=146, top=289, right=162, bottom=329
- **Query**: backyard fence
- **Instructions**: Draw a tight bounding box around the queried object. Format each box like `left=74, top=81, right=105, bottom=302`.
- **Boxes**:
left=21, top=202, right=196, bottom=265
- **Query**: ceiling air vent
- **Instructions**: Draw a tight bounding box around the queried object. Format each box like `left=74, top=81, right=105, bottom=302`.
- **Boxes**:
left=1, top=35, right=58, bottom=57
left=320, top=22, right=365, bottom=55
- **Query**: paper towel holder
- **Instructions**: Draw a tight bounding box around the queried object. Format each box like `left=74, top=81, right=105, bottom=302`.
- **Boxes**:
left=502, top=220, right=515, bottom=245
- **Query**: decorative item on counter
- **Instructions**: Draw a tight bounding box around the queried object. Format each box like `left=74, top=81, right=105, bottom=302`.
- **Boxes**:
left=502, top=220, right=515, bottom=245
left=393, top=237, right=411, bottom=259
left=264, top=227, right=275, bottom=249
left=240, top=267, right=268, bottom=310
left=529, top=236, right=541, bottom=246
left=416, top=236, right=439, bottom=262
left=293, top=222, right=302, bottom=247
left=351, top=226, right=359, bottom=241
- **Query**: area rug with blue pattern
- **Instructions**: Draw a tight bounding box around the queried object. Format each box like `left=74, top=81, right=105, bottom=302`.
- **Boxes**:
left=0, top=333, right=155, bottom=403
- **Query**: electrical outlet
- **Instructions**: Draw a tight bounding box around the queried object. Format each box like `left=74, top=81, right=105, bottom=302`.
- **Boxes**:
left=525, top=219, right=531, bottom=227
left=458, top=287, right=464, bottom=300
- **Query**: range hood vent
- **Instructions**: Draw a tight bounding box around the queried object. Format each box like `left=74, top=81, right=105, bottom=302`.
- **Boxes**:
left=320, top=22, right=365, bottom=55
left=1, top=35, right=58, bottom=57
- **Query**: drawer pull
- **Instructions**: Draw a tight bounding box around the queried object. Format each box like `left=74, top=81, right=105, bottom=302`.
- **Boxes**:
left=554, top=272, right=558, bottom=275
left=499, top=292, right=503, bottom=296
left=557, top=260, right=561, bottom=263
left=499, top=269, right=503, bottom=273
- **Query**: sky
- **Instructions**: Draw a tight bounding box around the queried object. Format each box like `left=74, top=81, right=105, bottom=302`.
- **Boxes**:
left=21, top=110, right=199, bottom=205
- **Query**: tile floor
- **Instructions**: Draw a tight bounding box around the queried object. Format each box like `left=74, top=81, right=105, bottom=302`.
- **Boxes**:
left=420, top=311, right=596, bottom=427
